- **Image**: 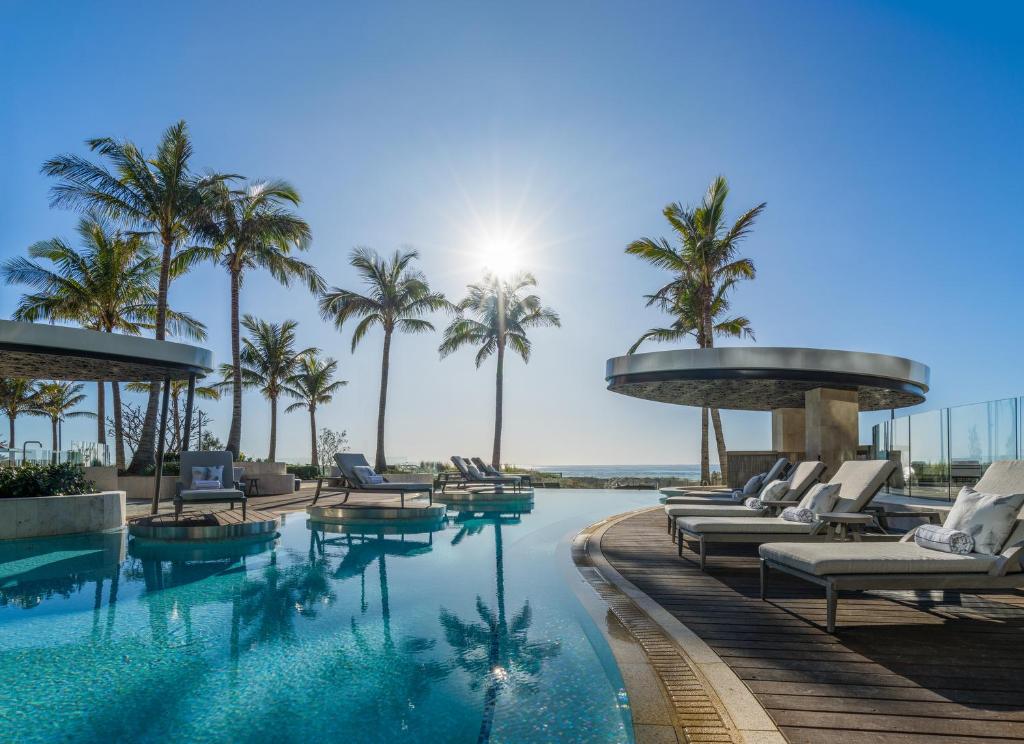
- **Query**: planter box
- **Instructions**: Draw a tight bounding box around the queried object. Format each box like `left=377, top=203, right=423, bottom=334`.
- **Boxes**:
left=117, top=475, right=177, bottom=502
left=0, top=491, right=126, bottom=540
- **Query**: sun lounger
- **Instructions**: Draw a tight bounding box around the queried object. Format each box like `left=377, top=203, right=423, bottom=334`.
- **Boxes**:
left=175, top=450, right=247, bottom=519
left=438, top=456, right=522, bottom=493
left=665, top=461, right=826, bottom=537
left=760, top=460, right=1024, bottom=632
left=663, top=456, right=790, bottom=502
left=675, top=459, right=897, bottom=570
left=471, top=456, right=532, bottom=488
left=311, top=453, right=434, bottom=507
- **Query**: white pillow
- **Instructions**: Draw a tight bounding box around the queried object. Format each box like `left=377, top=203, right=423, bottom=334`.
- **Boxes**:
left=759, top=479, right=790, bottom=503
left=352, top=465, right=384, bottom=485
left=944, top=486, right=1024, bottom=555
left=798, top=483, right=841, bottom=515
left=192, top=479, right=221, bottom=490
left=467, top=464, right=485, bottom=479
left=191, top=466, right=222, bottom=487
left=743, top=497, right=764, bottom=510
left=914, top=524, right=974, bottom=555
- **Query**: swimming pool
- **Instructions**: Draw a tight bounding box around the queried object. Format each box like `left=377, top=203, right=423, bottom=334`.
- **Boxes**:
left=0, top=489, right=658, bottom=743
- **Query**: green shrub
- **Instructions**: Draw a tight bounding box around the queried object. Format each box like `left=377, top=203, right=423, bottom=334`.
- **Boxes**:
left=0, top=462, right=96, bottom=499
left=287, top=464, right=320, bottom=480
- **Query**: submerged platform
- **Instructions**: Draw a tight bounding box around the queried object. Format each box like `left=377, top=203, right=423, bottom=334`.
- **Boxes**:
left=128, top=509, right=280, bottom=541
left=307, top=500, right=446, bottom=523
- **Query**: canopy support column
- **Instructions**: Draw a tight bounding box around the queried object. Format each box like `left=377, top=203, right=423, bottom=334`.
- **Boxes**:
left=182, top=373, right=196, bottom=452
left=150, top=376, right=171, bottom=515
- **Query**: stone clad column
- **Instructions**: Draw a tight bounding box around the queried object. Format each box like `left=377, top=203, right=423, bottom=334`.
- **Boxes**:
left=771, top=408, right=805, bottom=454
left=804, top=388, right=859, bottom=478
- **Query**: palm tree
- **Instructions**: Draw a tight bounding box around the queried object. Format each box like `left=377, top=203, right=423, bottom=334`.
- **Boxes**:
left=628, top=274, right=753, bottom=483
left=439, top=272, right=560, bottom=469
left=30, top=382, right=94, bottom=461
left=626, top=176, right=764, bottom=484
left=283, top=355, right=347, bottom=472
left=319, top=248, right=448, bottom=471
left=188, top=180, right=323, bottom=458
left=2, top=214, right=205, bottom=470
left=218, top=316, right=314, bottom=461
left=0, top=378, right=40, bottom=463
left=41, top=120, right=235, bottom=473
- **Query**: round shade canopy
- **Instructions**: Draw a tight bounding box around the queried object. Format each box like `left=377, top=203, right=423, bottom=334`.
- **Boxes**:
left=605, top=347, right=929, bottom=412
left=0, top=320, right=213, bottom=382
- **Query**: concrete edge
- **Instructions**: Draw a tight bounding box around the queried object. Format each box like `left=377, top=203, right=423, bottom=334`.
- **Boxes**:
left=579, top=506, right=786, bottom=744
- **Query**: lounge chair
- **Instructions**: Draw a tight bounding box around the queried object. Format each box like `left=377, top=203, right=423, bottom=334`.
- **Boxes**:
left=175, top=450, right=247, bottom=519
left=438, top=456, right=522, bottom=493
left=675, top=459, right=897, bottom=570
left=311, top=453, right=434, bottom=507
left=760, top=460, right=1024, bottom=632
left=471, top=457, right=533, bottom=488
left=664, top=461, right=827, bottom=537
left=663, top=456, right=790, bottom=502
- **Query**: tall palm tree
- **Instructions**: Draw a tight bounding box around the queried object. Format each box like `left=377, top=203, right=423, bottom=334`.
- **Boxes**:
left=283, top=355, right=347, bottom=471
left=626, top=176, right=764, bottom=484
left=0, top=378, right=40, bottom=463
left=41, top=120, right=235, bottom=473
left=188, top=180, right=323, bottom=458
left=217, top=316, right=314, bottom=461
left=30, top=382, right=95, bottom=461
left=627, top=274, right=753, bottom=483
left=439, top=272, right=560, bottom=469
left=2, top=214, right=205, bottom=470
left=319, top=248, right=448, bottom=471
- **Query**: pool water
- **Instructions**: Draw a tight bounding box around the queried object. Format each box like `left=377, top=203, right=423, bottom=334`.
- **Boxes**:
left=0, top=489, right=658, bottom=743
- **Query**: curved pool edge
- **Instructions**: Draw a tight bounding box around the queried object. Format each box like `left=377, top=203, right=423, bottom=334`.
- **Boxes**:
left=572, top=506, right=785, bottom=744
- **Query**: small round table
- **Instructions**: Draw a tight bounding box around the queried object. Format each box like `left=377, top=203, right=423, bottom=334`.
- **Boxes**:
left=817, top=512, right=875, bottom=541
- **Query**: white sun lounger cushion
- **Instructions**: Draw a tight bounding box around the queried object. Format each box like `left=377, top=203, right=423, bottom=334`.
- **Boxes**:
left=914, top=524, right=974, bottom=555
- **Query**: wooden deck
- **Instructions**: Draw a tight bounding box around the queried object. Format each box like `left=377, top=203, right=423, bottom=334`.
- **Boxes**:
left=601, top=508, right=1024, bottom=744
left=133, top=509, right=279, bottom=527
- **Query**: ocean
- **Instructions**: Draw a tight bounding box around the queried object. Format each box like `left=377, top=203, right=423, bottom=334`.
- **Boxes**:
left=529, top=464, right=720, bottom=479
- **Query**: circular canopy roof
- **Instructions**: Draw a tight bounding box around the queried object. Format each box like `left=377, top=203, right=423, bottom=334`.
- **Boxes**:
left=605, top=347, right=929, bottom=412
left=0, top=320, right=213, bottom=382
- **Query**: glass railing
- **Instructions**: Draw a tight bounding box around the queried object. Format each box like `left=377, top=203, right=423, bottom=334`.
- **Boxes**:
left=871, top=397, right=1021, bottom=501
left=0, top=441, right=110, bottom=467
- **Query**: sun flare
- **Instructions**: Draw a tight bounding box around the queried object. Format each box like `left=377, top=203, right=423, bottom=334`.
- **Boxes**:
left=480, top=238, right=521, bottom=279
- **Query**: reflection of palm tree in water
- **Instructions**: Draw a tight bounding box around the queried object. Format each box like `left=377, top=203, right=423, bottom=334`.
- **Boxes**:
left=441, top=511, right=560, bottom=742
left=309, top=526, right=448, bottom=726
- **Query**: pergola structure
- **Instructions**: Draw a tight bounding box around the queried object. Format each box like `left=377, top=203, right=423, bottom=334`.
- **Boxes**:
left=605, top=347, right=929, bottom=477
left=0, top=320, right=214, bottom=513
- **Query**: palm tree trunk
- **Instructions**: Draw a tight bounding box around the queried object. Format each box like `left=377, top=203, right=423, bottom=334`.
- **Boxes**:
left=700, top=407, right=710, bottom=484
left=8, top=416, right=15, bottom=464
left=96, top=381, right=106, bottom=446
left=227, top=268, right=242, bottom=457
left=710, top=408, right=728, bottom=486
left=492, top=343, right=504, bottom=469
left=128, top=232, right=173, bottom=473
left=374, top=330, right=391, bottom=472
left=51, top=417, right=59, bottom=463
left=170, top=389, right=181, bottom=453
left=309, top=406, right=318, bottom=470
left=112, top=382, right=126, bottom=471
left=269, top=394, right=278, bottom=462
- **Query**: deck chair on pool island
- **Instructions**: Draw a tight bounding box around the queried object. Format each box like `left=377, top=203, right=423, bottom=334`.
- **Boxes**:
left=438, top=456, right=523, bottom=493
left=471, top=457, right=532, bottom=488
left=760, top=460, right=1024, bottom=632
left=664, top=461, right=827, bottom=537
left=175, top=450, right=246, bottom=519
left=675, top=459, right=897, bottom=570
left=312, top=453, right=434, bottom=507
left=663, top=457, right=790, bottom=503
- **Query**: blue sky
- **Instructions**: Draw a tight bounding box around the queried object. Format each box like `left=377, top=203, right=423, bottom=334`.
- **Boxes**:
left=1, top=1, right=1022, bottom=465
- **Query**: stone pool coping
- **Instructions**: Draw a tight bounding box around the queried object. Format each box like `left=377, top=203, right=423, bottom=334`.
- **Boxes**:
left=0, top=491, right=126, bottom=540
left=573, top=506, right=785, bottom=744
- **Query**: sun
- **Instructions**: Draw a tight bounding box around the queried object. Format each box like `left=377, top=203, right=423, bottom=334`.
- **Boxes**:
left=480, top=238, right=521, bottom=279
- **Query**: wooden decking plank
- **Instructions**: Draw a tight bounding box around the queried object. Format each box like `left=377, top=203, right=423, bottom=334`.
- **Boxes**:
left=600, top=508, right=1024, bottom=744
